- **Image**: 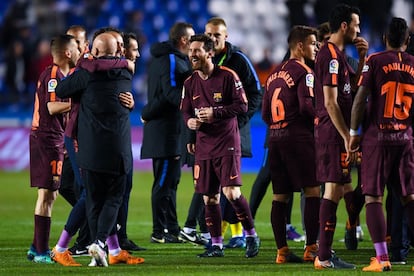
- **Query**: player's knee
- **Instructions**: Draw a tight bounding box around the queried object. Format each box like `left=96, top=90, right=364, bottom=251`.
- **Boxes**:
left=223, top=186, right=241, bottom=201
left=272, top=193, right=289, bottom=203
left=204, top=194, right=219, bottom=205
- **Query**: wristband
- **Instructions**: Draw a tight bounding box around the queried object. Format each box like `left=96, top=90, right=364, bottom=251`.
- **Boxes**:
left=349, top=129, right=359, bottom=136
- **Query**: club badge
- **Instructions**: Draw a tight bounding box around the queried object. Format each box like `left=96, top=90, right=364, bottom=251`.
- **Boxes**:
left=213, top=92, right=222, bottom=102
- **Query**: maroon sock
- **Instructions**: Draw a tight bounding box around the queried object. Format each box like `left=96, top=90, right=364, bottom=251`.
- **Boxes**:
left=34, top=215, right=51, bottom=254
left=318, top=199, right=337, bottom=261
left=205, top=204, right=222, bottom=238
left=366, top=202, right=386, bottom=243
left=304, top=197, right=320, bottom=245
left=271, top=200, right=287, bottom=249
left=405, top=200, right=414, bottom=235
left=230, top=195, right=255, bottom=231
left=344, top=191, right=357, bottom=226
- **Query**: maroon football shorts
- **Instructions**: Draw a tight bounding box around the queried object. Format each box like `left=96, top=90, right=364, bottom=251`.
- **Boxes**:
left=268, top=140, right=317, bottom=194
left=315, top=143, right=352, bottom=184
left=193, top=155, right=242, bottom=195
left=29, top=132, right=64, bottom=190
left=361, top=143, right=414, bottom=197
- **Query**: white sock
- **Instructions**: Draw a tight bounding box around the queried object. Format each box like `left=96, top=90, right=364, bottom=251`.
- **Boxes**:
left=183, top=227, right=196, bottom=234
left=201, top=232, right=211, bottom=239
left=109, top=247, right=121, bottom=256
left=55, top=245, right=66, bottom=253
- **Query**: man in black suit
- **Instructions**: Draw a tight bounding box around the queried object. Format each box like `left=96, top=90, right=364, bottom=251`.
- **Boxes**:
left=56, top=32, right=142, bottom=267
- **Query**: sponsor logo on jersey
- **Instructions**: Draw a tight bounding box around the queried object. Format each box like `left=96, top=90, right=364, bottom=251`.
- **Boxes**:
left=329, top=59, right=339, bottom=74
left=344, top=83, right=351, bottom=94
left=362, top=64, right=369, bottom=73
left=235, top=80, right=243, bottom=90
left=305, top=73, right=314, bottom=87
left=48, top=79, right=58, bottom=92
left=213, top=92, right=222, bottom=102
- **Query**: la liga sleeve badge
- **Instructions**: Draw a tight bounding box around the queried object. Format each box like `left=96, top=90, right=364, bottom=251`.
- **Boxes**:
left=48, top=79, right=58, bottom=92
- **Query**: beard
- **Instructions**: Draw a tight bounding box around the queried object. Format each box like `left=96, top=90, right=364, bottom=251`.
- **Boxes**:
left=191, top=57, right=207, bottom=71
left=344, top=30, right=357, bottom=45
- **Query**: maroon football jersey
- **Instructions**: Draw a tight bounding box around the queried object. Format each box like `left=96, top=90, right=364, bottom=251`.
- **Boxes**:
left=181, top=65, right=248, bottom=160
left=314, top=42, right=354, bottom=143
left=262, top=58, right=316, bottom=142
left=31, top=65, right=67, bottom=136
left=359, top=50, right=414, bottom=145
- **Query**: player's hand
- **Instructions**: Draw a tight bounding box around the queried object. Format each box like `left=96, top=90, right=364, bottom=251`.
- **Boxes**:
left=126, top=59, right=135, bottom=73
left=347, top=135, right=360, bottom=164
left=187, top=118, right=202, bottom=130
left=119, top=92, right=135, bottom=109
left=198, top=107, right=213, bottom=123
left=187, top=143, right=195, bottom=155
left=353, top=37, right=368, bottom=59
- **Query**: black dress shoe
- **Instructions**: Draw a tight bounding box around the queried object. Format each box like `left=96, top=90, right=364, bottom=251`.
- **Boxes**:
left=120, top=239, right=147, bottom=251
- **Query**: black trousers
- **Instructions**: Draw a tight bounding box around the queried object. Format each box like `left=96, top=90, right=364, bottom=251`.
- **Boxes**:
left=183, top=184, right=207, bottom=232
left=83, top=169, right=126, bottom=243
left=249, top=148, right=271, bottom=219
left=151, top=157, right=181, bottom=235
left=117, top=168, right=133, bottom=240
left=60, top=155, right=90, bottom=246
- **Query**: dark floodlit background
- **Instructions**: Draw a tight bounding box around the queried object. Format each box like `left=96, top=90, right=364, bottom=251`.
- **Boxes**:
left=0, top=0, right=412, bottom=172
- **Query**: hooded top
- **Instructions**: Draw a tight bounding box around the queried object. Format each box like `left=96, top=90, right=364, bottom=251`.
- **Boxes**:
left=212, top=41, right=262, bottom=157
left=140, top=41, right=192, bottom=159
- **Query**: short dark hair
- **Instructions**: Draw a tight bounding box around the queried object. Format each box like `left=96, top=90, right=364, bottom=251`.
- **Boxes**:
left=169, top=22, right=193, bottom=46
left=329, top=4, right=360, bottom=33
left=123, top=32, right=138, bottom=49
left=287, top=25, right=317, bottom=49
left=190, top=34, right=214, bottom=52
left=317, top=22, right=330, bottom=42
left=50, top=34, right=74, bottom=55
left=386, top=17, right=409, bottom=48
left=92, top=27, right=123, bottom=42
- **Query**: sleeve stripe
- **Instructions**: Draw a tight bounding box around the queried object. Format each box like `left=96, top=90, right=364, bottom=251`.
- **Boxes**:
left=236, top=51, right=261, bottom=91
left=327, top=43, right=337, bottom=59
left=169, top=54, right=177, bottom=87
left=327, top=43, right=338, bottom=85
left=220, top=65, right=240, bottom=79
left=294, top=60, right=314, bottom=97
left=50, top=65, right=58, bottom=102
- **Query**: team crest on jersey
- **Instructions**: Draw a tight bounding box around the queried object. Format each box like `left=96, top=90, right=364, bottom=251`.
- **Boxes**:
left=362, top=64, right=369, bottom=72
left=48, top=79, right=58, bottom=92
left=305, top=73, right=314, bottom=87
left=235, top=80, right=243, bottom=90
left=329, top=59, right=339, bottom=74
left=213, top=92, right=222, bottom=102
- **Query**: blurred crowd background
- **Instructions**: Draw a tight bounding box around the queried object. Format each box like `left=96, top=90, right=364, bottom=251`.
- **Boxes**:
left=0, top=0, right=413, bottom=120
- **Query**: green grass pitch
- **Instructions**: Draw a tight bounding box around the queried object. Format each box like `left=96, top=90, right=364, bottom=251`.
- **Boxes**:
left=0, top=170, right=412, bottom=275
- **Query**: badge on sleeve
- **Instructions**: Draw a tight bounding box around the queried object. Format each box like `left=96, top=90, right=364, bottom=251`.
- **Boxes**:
left=235, top=80, right=243, bottom=90
left=48, top=79, right=57, bottom=92
left=305, top=73, right=314, bottom=88
left=329, top=59, right=339, bottom=74
left=362, top=64, right=369, bottom=73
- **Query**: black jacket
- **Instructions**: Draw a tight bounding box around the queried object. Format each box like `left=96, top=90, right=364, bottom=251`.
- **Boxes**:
left=213, top=41, right=262, bottom=157
left=140, top=41, right=192, bottom=159
left=56, top=64, right=133, bottom=175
